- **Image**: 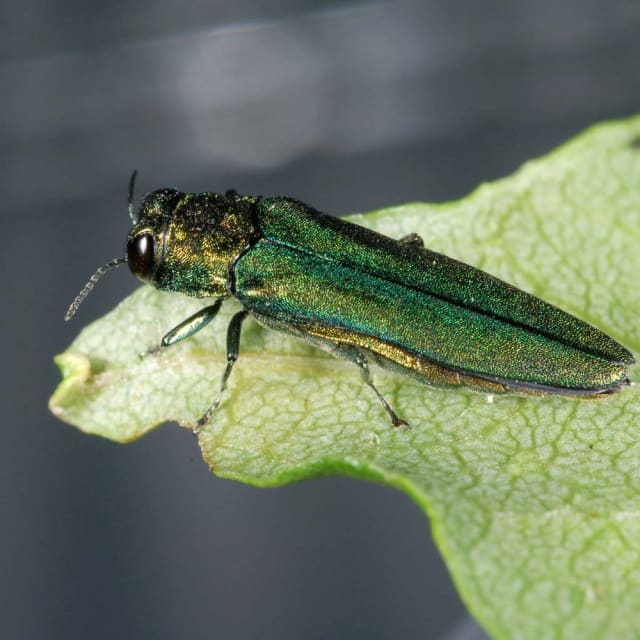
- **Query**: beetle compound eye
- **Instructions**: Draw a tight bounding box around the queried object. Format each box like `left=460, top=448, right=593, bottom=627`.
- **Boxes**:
left=127, top=233, right=155, bottom=282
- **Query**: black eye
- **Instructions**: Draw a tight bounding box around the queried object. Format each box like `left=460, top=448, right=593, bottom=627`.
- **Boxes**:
left=127, top=233, right=155, bottom=282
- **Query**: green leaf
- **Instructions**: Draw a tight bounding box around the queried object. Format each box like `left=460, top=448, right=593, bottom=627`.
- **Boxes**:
left=50, top=117, right=640, bottom=639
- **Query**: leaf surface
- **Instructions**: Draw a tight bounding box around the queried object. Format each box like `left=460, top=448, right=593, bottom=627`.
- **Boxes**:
left=51, top=117, right=640, bottom=639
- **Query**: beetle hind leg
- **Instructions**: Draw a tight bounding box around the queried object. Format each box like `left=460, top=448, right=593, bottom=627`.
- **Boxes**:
left=249, top=314, right=409, bottom=428
left=331, top=343, right=409, bottom=428
left=399, top=233, right=424, bottom=248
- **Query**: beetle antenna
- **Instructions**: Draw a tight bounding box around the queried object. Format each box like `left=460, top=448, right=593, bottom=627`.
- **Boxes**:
left=128, top=170, right=138, bottom=224
left=65, top=257, right=128, bottom=321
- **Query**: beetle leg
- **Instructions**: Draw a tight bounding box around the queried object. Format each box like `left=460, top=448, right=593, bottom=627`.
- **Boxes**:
left=332, top=343, right=409, bottom=428
left=247, top=313, right=409, bottom=428
left=399, top=233, right=424, bottom=248
left=160, top=301, right=224, bottom=348
left=194, top=310, right=249, bottom=433
left=144, top=301, right=224, bottom=356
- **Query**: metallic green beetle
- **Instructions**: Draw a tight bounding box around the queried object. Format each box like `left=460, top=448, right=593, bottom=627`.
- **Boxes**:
left=67, top=174, right=634, bottom=429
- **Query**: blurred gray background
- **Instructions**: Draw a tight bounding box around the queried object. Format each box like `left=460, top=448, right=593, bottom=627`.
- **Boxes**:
left=3, top=1, right=640, bottom=638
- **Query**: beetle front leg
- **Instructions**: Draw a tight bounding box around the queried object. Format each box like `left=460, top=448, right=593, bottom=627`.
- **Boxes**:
left=161, top=301, right=224, bottom=348
left=144, top=300, right=224, bottom=357
left=194, top=310, right=250, bottom=433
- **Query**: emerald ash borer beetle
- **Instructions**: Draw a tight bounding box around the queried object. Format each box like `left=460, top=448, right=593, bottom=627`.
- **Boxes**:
left=66, top=172, right=634, bottom=430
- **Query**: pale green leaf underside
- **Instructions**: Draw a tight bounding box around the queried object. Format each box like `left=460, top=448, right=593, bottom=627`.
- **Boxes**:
left=51, top=117, right=640, bottom=639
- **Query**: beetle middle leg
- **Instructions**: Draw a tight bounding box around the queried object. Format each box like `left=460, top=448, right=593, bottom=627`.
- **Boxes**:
left=194, top=309, right=250, bottom=433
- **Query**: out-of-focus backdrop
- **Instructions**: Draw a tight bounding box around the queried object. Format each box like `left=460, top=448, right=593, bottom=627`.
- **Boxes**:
left=4, top=1, right=640, bottom=638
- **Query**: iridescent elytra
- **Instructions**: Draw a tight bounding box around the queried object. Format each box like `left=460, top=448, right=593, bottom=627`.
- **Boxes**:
left=66, top=173, right=635, bottom=429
